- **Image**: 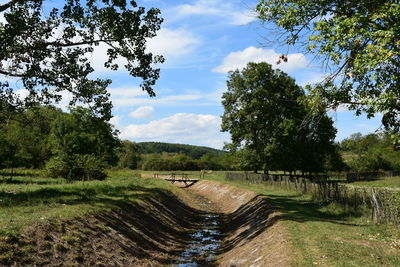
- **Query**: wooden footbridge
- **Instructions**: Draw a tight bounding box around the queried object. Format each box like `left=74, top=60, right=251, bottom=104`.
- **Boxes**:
left=153, top=173, right=200, bottom=187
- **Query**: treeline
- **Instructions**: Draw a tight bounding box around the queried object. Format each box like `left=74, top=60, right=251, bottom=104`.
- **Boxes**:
left=0, top=106, right=119, bottom=180
left=139, top=153, right=235, bottom=171
left=339, top=133, right=400, bottom=171
left=136, top=142, right=227, bottom=159
left=0, top=105, right=233, bottom=179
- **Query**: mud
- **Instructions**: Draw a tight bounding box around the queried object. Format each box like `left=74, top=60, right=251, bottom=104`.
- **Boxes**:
left=1, top=180, right=292, bottom=266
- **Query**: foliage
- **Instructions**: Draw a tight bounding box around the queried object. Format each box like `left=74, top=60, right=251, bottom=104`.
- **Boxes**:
left=0, top=0, right=164, bottom=120
left=47, top=107, right=119, bottom=180
left=339, top=132, right=400, bottom=171
left=0, top=106, right=59, bottom=169
left=45, top=154, right=107, bottom=181
left=117, top=140, right=140, bottom=169
left=0, top=105, right=119, bottom=180
left=136, top=142, right=227, bottom=159
left=221, top=62, right=339, bottom=173
left=139, top=152, right=234, bottom=171
left=256, top=0, right=400, bottom=148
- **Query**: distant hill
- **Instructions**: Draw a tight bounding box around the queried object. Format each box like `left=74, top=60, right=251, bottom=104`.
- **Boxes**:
left=136, top=142, right=227, bottom=159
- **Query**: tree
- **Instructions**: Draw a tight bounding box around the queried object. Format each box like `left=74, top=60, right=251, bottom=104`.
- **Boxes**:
left=256, top=0, right=400, bottom=148
left=0, top=105, right=60, bottom=170
left=221, top=62, right=338, bottom=173
left=0, top=0, right=164, bottom=120
left=339, top=132, right=400, bottom=171
left=117, top=140, right=140, bottom=169
left=221, top=62, right=305, bottom=173
left=46, top=107, right=120, bottom=180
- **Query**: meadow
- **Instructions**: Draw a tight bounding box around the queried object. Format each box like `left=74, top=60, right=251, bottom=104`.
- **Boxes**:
left=1, top=169, right=400, bottom=266
left=0, top=169, right=174, bottom=237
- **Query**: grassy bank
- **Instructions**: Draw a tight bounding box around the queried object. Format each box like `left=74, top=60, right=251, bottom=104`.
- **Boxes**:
left=200, top=172, right=400, bottom=266
left=346, top=176, right=400, bottom=188
left=0, top=169, right=175, bottom=238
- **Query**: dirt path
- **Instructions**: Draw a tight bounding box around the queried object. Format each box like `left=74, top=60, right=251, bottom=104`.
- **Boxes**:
left=3, top=179, right=292, bottom=266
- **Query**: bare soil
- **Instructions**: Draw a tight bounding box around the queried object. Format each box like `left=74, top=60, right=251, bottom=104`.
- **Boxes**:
left=190, top=180, right=292, bottom=267
left=1, top=180, right=292, bottom=266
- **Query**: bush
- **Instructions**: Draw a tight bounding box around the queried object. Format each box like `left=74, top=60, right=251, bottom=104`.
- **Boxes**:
left=44, top=155, right=70, bottom=179
left=76, top=154, right=107, bottom=181
left=45, top=154, right=106, bottom=181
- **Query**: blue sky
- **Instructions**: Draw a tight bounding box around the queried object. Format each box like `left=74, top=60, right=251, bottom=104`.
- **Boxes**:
left=5, top=0, right=383, bottom=149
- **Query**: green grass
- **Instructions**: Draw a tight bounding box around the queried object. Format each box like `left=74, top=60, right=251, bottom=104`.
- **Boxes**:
left=346, top=176, right=400, bottom=189
left=0, top=169, right=174, bottom=237
left=201, top=172, right=400, bottom=267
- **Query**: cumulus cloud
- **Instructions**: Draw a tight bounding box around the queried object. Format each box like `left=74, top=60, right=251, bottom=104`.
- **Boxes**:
left=119, top=113, right=230, bottom=149
left=129, top=106, right=154, bottom=119
left=213, top=46, right=308, bottom=73
left=88, top=27, right=200, bottom=72
left=147, top=28, right=200, bottom=59
left=168, top=0, right=256, bottom=25
left=111, top=88, right=223, bottom=108
left=110, top=115, right=121, bottom=129
left=108, top=87, right=148, bottom=98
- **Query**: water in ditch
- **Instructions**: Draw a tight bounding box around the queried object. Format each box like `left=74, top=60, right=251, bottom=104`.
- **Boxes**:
left=175, top=196, right=223, bottom=266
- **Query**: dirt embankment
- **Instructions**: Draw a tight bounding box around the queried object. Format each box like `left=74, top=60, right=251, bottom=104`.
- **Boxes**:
left=1, top=180, right=292, bottom=266
left=190, top=181, right=292, bottom=267
left=1, top=191, right=205, bottom=266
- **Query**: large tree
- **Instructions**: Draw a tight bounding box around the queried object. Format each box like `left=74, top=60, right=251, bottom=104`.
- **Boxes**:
left=256, top=0, right=400, bottom=148
left=47, top=106, right=120, bottom=180
left=0, top=0, right=164, bottom=120
left=221, top=62, right=337, bottom=173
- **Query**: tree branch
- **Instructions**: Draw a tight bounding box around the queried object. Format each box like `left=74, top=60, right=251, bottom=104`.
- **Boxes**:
left=0, top=0, right=21, bottom=12
left=45, top=39, right=115, bottom=48
left=0, top=69, right=25, bottom=77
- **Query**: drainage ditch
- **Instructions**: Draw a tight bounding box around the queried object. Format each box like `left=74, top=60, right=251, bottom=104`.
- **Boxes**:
left=174, top=195, right=223, bottom=266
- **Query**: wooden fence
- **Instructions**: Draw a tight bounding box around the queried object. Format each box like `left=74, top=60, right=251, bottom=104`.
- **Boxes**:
left=225, top=172, right=400, bottom=224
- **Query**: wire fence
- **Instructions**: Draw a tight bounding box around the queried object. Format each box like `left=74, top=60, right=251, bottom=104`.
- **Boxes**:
left=225, top=172, right=400, bottom=224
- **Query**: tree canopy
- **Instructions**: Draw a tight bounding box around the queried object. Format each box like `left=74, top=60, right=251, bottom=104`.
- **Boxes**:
left=221, top=62, right=339, bottom=173
left=256, top=0, right=400, bottom=148
left=0, top=0, right=164, bottom=120
left=339, top=132, right=400, bottom=171
left=0, top=105, right=120, bottom=180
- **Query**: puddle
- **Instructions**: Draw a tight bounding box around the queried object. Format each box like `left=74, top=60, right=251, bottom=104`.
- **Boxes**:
left=175, top=196, right=223, bottom=266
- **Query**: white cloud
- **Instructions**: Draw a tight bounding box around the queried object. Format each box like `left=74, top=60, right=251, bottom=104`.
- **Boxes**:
left=168, top=0, right=256, bottom=26
left=111, top=88, right=223, bottom=108
left=147, top=28, right=200, bottom=59
left=88, top=27, right=200, bottom=72
left=15, top=89, right=29, bottom=100
left=129, top=106, right=154, bottom=119
left=120, top=113, right=230, bottom=149
left=108, top=87, right=148, bottom=98
left=213, top=46, right=308, bottom=73
left=110, top=115, right=121, bottom=129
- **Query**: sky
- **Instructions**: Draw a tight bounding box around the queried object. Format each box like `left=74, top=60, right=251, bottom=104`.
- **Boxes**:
left=5, top=0, right=383, bottom=149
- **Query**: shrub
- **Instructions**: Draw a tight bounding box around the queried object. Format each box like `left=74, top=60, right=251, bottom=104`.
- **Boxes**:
left=44, top=155, right=70, bottom=179
left=45, top=154, right=106, bottom=181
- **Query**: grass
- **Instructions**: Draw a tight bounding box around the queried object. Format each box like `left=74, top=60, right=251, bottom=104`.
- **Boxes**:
left=0, top=169, right=175, bottom=237
left=3, top=168, right=400, bottom=266
left=346, top=176, right=400, bottom=189
left=198, top=171, right=400, bottom=267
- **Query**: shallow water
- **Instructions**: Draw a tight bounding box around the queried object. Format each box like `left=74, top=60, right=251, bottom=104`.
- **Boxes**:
left=175, top=197, right=223, bottom=266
